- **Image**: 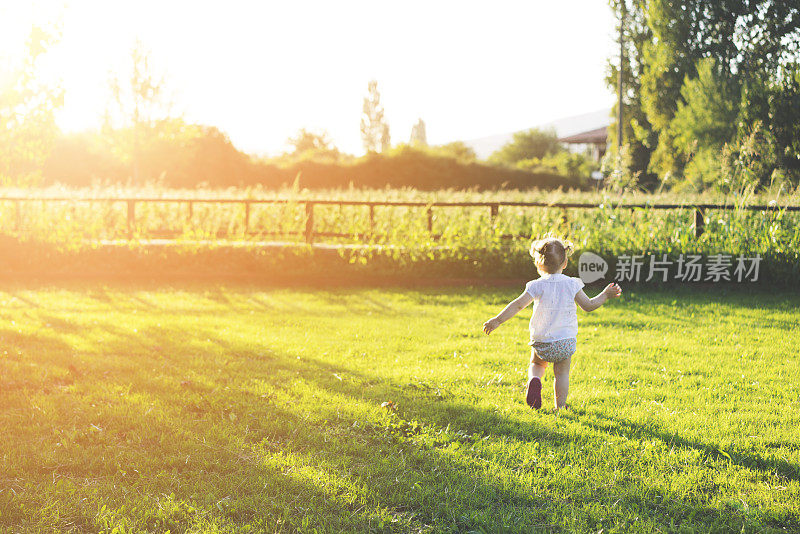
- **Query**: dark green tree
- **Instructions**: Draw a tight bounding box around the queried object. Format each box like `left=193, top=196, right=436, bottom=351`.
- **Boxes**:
left=607, top=0, right=800, bottom=189
left=605, top=0, right=657, bottom=189
left=668, top=58, right=741, bottom=189
left=723, top=69, right=800, bottom=189
left=671, top=59, right=740, bottom=153
left=639, top=0, right=800, bottom=182
left=769, top=69, right=800, bottom=179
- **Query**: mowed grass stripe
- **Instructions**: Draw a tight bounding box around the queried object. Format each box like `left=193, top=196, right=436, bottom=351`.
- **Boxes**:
left=0, top=285, right=798, bottom=533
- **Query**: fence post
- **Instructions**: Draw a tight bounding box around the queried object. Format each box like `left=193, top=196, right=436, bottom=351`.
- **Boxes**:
left=187, top=201, right=193, bottom=221
left=244, top=201, right=251, bottom=235
left=427, top=206, right=433, bottom=233
left=368, top=204, right=375, bottom=235
left=305, top=202, right=314, bottom=244
left=694, top=207, right=705, bottom=238
left=490, top=203, right=498, bottom=222
left=127, top=200, right=135, bottom=238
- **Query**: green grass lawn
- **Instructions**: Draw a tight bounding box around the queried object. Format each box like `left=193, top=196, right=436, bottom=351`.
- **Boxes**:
left=1, top=283, right=798, bottom=533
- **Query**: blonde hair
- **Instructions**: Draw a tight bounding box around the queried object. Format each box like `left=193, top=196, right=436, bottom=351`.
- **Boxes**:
left=530, top=237, right=574, bottom=274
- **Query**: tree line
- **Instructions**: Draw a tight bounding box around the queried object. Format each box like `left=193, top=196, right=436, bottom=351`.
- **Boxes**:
left=1, top=31, right=596, bottom=191
left=607, top=0, right=800, bottom=192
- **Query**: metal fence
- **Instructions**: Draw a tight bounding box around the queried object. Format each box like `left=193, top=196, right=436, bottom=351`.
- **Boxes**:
left=1, top=196, right=797, bottom=243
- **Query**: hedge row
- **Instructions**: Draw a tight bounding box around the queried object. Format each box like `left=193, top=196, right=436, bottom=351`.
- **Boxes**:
left=42, top=135, right=585, bottom=191
left=0, top=238, right=794, bottom=288
left=252, top=151, right=587, bottom=191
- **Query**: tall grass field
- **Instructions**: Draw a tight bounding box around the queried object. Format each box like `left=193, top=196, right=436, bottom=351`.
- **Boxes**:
left=3, top=186, right=799, bottom=248
left=2, top=184, right=799, bottom=281
left=1, top=283, right=798, bottom=532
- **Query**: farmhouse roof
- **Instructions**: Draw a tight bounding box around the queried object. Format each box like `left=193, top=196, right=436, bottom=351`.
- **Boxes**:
left=558, top=127, right=608, bottom=144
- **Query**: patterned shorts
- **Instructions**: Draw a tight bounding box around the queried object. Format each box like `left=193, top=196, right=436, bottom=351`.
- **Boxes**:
left=530, top=338, right=577, bottom=363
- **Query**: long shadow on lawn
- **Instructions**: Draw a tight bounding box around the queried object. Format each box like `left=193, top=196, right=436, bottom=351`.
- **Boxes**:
left=3, top=290, right=42, bottom=309
left=5, top=300, right=794, bottom=532
left=188, top=287, right=407, bottom=318
left=4, top=326, right=559, bottom=531
left=0, top=326, right=80, bottom=392
left=571, top=407, right=800, bottom=483
left=202, top=326, right=800, bottom=529
left=86, top=322, right=794, bottom=531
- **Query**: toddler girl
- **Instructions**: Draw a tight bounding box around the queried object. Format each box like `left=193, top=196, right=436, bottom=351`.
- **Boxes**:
left=482, top=238, right=622, bottom=410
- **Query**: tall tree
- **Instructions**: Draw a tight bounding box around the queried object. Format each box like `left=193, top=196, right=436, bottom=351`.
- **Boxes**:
left=670, top=58, right=740, bottom=154
left=103, top=40, right=174, bottom=182
left=669, top=58, right=742, bottom=188
left=723, top=68, right=800, bottom=189
left=605, top=0, right=657, bottom=189
left=360, top=80, right=390, bottom=153
left=0, top=26, right=63, bottom=186
left=640, top=0, right=800, bottom=181
left=409, top=118, right=427, bottom=147
left=380, top=123, right=391, bottom=153
left=607, top=0, right=800, bottom=188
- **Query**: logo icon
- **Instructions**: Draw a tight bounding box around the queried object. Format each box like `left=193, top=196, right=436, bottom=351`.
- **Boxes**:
left=578, top=252, right=608, bottom=284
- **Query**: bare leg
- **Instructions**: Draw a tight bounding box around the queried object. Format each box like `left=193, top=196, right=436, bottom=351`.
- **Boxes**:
left=528, top=351, right=547, bottom=381
left=526, top=351, right=548, bottom=409
left=552, top=356, right=571, bottom=409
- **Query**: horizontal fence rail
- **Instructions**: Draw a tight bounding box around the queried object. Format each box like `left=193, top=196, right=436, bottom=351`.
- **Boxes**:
left=1, top=197, right=797, bottom=243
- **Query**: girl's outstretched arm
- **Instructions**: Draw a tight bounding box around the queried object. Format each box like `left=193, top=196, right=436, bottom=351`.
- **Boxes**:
left=574, top=283, right=622, bottom=312
left=483, top=291, right=534, bottom=335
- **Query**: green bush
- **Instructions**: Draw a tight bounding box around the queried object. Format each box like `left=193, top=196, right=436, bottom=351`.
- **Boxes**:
left=487, top=128, right=561, bottom=167
left=249, top=145, right=583, bottom=191
left=516, top=152, right=598, bottom=180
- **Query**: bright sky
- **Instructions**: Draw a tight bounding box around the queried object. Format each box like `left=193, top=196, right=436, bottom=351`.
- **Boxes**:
left=1, top=0, right=617, bottom=156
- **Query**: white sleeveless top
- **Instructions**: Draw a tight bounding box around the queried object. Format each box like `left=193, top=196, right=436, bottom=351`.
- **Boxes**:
left=525, top=273, right=585, bottom=343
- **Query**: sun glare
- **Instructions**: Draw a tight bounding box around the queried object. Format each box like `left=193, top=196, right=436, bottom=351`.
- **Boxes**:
left=1, top=0, right=616, bottom=156
left=2, top=1, right=800, bottom=531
